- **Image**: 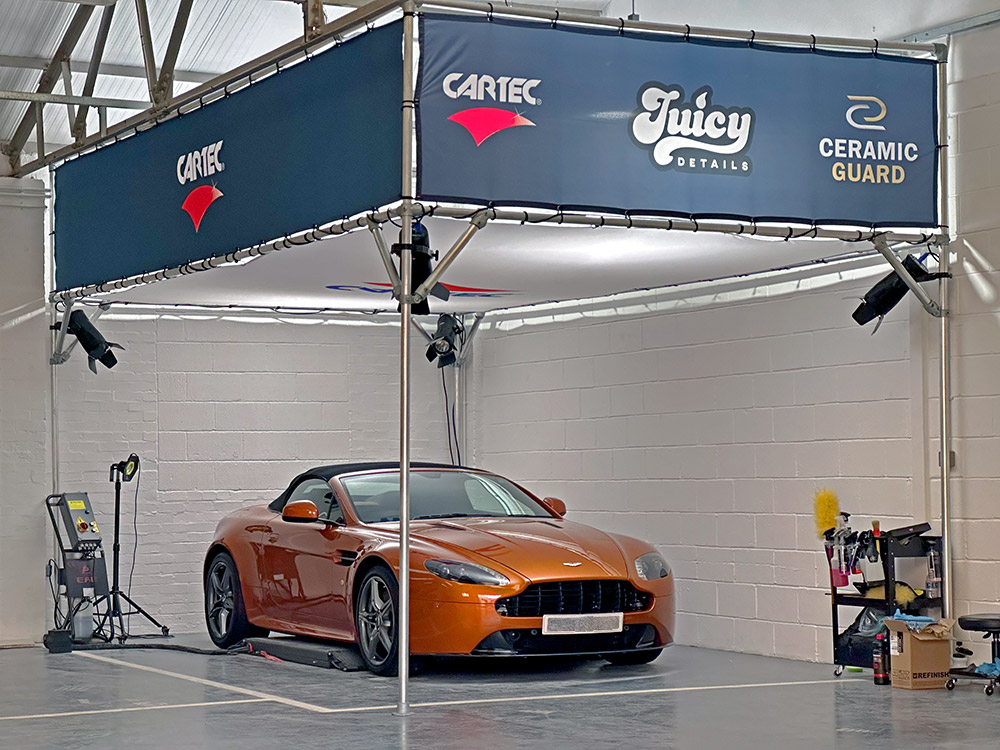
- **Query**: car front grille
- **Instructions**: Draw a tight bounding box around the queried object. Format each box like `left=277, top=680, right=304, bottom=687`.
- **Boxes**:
left=496, top=580, right=652, bottom=617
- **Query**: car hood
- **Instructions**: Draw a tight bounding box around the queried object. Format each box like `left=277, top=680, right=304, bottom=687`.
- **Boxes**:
left=407, top=517, right=632, bottom=581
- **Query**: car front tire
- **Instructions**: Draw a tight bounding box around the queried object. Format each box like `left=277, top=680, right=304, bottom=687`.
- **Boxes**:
left=205, top=551, right=266, bottom=648
left=355, top=564, right=400, bottom=676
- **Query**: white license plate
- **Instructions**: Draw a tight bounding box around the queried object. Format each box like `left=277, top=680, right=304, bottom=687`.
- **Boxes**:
left=541, top=612, right=624, bottom=635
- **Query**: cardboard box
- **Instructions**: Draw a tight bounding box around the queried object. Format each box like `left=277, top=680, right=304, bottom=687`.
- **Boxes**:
left=884, top=618, right=955, bottom=690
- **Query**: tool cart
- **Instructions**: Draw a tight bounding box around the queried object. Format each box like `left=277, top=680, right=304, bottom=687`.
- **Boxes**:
left=830, top=525, right=943, bottom=676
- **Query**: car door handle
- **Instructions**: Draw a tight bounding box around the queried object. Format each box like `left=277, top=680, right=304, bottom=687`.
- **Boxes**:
left=268, top=535, right=278, bottom=544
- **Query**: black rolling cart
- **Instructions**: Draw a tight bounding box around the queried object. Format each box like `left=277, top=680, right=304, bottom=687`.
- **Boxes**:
left=831, top=528, right=942, bottom=676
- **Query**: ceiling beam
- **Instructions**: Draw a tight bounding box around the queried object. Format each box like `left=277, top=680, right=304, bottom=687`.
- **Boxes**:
left=73, top=3, right=117, bottom=142
left=2, top=4, right=95, bottom=167
left=156, top=0, right=195, bottom=105
left=0, top=55, right=215, bottom=84
left=0, top=90, right=149, bottom=110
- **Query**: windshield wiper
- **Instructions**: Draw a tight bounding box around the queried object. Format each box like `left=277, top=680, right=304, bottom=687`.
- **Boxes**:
left=415, top=513, right=473, bottom=520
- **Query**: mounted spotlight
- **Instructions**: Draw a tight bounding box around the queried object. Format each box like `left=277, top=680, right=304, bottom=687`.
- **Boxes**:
left=393, top=221, right=450, bottom=315
left=116, top=453, right=140, bottom=483
left=64, top=309, right=124, bottom=373
left=852, top=254, right=946, bottom=331
left=426, top=314, right=464, bottom=368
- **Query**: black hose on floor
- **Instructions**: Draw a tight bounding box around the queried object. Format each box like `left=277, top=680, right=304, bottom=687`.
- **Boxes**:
left=69, top=642, right=247, bottom=656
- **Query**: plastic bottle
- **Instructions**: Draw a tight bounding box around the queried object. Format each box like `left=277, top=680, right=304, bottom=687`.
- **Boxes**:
left=874, top=633, right=890, bottom=685
left=926, top=548, right=942, bottom=599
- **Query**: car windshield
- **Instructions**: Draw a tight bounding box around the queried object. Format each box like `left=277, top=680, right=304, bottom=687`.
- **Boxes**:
left=340, top=471, right=552, bottom=524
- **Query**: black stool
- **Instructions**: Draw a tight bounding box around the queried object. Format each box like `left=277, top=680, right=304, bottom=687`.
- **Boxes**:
left=947, top=614, right=1000, bottom=695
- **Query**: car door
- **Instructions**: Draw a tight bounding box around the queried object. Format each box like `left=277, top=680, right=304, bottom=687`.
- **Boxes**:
left=260, top=477, right=353, bottom=637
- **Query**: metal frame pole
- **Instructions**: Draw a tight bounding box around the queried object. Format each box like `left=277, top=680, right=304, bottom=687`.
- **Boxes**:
left=417, top=0, right=938, bottom=56
left=397, top=0, right=416, bottom=715
left=412, top=211, right=489, bottom=303
left=871, top=235, right=943, bottom=317
left=367, top=217, right=403, bottom=297
left=936, top=49, right=954, bottom=618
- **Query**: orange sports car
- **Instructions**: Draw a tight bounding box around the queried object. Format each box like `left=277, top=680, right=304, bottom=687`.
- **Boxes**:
left=204, top=463, right=675, bottom=674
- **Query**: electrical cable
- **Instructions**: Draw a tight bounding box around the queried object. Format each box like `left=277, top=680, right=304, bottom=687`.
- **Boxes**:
left=125, top=462, right=141, bottom=636
left=69, top=642, right=247, bottom=656
left=442, top=369, right=455, bottom=464
left=46, top=559, right=65, bottom=628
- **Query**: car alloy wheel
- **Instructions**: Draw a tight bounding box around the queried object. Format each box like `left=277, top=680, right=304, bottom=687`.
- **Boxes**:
left=206, top=557, right=236, bottom=643
left=204, top=551, right=267, bottom=647
left=356, top=567, right=398, bottom=674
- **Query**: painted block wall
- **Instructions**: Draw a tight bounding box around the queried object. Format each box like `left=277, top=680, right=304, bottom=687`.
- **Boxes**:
left=942, top=22, right=1000, bottom=636
left=0, top=178, right=49, bottom=645
left=468, top=266, right=927, bottom=662
left=53, top=315, right=451, bottom=635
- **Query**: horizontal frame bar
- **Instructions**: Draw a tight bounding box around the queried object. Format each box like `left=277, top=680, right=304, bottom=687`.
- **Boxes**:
left=418, top=0, right=942, bottom=58
left=50, top=204, right=406, bottom=303
left=52, top=199, right=944, bottom=307
left=416, top=203, right=946, bottom=245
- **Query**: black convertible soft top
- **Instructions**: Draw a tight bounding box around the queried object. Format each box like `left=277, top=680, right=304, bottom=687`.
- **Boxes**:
left=311, top=461, right=463, bottom=480
left=268, top=461, right=468, bottom=511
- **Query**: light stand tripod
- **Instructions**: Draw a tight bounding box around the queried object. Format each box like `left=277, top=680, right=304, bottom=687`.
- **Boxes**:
left=91, top=454, right=169, bottom=642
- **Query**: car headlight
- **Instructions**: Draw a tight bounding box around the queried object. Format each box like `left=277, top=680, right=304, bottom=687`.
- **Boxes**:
left=635, top=552, right=671, bottom=580
left=425, top=559, right=510, bottom=586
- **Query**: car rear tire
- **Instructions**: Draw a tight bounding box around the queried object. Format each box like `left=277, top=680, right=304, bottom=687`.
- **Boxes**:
left=355, top=564, right=400, bottom=676
left=602, top=648, right=663, bottom=666
left=205, top=551, right=267, bottom=648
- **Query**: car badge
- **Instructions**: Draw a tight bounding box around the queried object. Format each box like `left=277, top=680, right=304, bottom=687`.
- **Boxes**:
left=562, top=562, right=583, bottom=567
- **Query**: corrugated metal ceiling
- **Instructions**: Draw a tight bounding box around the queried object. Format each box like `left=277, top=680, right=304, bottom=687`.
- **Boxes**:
left=0, top=0, right=320, bottom=154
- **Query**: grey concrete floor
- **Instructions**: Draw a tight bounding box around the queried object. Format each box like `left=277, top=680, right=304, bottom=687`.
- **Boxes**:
left=2, top=636, right=999, bottom=750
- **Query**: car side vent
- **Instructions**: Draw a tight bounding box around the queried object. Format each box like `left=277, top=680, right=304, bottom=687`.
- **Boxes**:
left=335, top=550, right=358, bottom=567
left=496, top=580, right=652, bottom=617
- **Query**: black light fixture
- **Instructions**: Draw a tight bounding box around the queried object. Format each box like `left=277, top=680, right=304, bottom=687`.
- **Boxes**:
left=393, top=221, right=450, bottom=315
left=118, top=453, right=140, bottom=483
left=426, top=313, right=464, bottom=368
left=64, top=309, right=124, bottom=373
left=852, top=254, right=946, bottom=330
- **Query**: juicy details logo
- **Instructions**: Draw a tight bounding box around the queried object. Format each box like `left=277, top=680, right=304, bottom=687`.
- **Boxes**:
left=631, top=84, right=754, bottom=174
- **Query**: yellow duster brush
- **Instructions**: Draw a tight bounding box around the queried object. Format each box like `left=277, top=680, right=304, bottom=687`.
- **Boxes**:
left=814, top=489, right=840, bottom=539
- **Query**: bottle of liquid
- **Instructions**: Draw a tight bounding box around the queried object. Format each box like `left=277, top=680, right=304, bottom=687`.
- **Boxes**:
left=926, top=548, right=942, bottom=600
left=874, top=633, right=890, bottom=685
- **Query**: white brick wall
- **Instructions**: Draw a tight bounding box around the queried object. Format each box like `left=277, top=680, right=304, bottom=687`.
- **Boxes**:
left=53, top=315, right=450, bottom=634
left=469, top=269, right=925, bottom=662
left=0, top=178, right=49, bottom=645
left=942, top=23, right=1000, bottom=656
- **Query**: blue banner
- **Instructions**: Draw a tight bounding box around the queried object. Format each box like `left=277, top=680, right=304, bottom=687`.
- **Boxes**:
left=418, top=15, right=938, bottom=227
left=55, top=22, right=403, bottom=293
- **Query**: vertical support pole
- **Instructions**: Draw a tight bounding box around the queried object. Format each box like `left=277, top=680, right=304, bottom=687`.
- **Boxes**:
left=396, top=0, right=416, bottom=716
left=936, top=49, right=953, bottom=618
left=49, top=168, right=61, bottom=497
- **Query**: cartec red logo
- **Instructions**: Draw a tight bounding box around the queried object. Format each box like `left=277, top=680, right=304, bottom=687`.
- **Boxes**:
left=443, top=72, right=540, bottom=146
left=177, top=140, right=225, bottom=232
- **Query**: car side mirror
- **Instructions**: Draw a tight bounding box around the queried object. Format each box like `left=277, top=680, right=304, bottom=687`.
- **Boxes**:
left=542, top=497, right=567, bottom=517
left=283, top=500, right=319, bottom=523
